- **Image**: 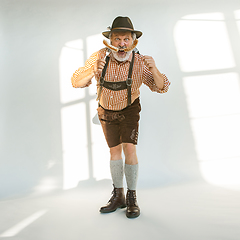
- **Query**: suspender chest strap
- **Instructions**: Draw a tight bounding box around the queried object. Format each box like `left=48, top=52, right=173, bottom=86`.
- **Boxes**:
left=97, top=51, right=135, bottom=107
left=97, top=55, right=110, bottom=102
left=127, top=51, right=135, bottom=106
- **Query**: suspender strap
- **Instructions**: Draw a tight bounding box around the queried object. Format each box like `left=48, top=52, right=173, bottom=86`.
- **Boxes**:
left=126, top=51, right=135, bottom=106
left=97, top=56, right=110, bottom=101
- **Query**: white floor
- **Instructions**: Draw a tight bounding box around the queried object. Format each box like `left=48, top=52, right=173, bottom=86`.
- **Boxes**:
left=0, top=181, right=240, bottom=240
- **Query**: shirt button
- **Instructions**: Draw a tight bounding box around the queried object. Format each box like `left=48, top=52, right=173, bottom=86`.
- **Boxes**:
left=110, top=96, right=113, bottom=99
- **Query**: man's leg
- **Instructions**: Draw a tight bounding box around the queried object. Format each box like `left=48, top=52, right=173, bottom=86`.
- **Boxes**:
left=99, top=144, right=127, bottom=213
left=109, top=144, right=124, bottom=188
left=123, top=143, right=138, bottom=189
left=123, top=143, right=140, bottom=218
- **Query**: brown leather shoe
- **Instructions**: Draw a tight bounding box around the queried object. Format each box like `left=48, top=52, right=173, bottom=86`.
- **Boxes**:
left=126, top=189, right=140, bottom=218
left=100, top=186, right=127, bottom=213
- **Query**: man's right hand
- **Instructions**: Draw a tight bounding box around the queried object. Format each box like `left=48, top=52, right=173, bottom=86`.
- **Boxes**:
left=93, top=59, right=106, bottom=75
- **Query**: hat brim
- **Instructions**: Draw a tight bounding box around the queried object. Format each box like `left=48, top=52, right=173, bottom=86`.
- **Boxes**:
left=102, top=29, right=142, bottom=39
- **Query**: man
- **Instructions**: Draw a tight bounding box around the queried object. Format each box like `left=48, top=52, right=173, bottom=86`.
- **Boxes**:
left=71, top=16, right=170, bottom=218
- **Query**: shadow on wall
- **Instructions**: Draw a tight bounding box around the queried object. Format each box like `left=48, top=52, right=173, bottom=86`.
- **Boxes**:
left=172, top=9, right=240, bottom=190
left=1, top=0, right=240, bottom=200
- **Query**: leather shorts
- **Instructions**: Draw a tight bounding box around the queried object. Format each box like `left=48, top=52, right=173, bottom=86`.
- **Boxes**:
left=97, top=98, right=141, bottom=148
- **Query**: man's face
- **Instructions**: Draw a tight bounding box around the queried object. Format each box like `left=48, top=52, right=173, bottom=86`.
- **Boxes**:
left=110, top=31, right=133, bottom=60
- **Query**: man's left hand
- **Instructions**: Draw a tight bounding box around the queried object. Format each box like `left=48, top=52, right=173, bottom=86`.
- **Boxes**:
left=142, top=55, right=156, bottom=71
left=142, top=55, right=164, bottom=89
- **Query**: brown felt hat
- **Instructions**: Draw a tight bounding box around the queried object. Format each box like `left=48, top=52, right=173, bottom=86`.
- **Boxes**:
left=102, top=16, right=142, bottom=39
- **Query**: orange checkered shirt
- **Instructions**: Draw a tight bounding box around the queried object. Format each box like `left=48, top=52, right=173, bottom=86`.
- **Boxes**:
left=71, top=48, right=170, bottom=111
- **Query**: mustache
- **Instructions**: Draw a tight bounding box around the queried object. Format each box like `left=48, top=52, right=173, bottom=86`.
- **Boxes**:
left=118, top=46, right=126, bottom=51
left=103, top=39, right=138, bottom=52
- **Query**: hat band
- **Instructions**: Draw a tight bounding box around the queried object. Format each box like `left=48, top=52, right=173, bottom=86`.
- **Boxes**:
left=111, top=27, right=134, bottom=31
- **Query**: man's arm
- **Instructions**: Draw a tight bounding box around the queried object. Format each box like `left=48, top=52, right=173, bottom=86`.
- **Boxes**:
left=71, top=67, right=95, bottom=88
left=71, top=53, right=107, bottom=88
left=142, top=55, right=164, bottom=90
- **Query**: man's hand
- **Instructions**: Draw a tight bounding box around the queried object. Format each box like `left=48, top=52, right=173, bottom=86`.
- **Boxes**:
left=142, top=55, right=157, bottom=71
left=93, top=59, right=106, bottom=75
left=142, top=55, right=164, bottom=90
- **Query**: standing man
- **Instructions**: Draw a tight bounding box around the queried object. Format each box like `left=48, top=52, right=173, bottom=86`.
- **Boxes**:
left=71, top=16, right=170, bottom=218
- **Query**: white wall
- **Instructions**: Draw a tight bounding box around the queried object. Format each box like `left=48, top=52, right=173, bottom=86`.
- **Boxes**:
left=1, top=0, right=240, bottom=199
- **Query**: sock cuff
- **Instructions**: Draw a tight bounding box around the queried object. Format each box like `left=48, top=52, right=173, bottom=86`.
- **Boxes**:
left=125, top=163, right=139, bottom=169
left=110, top=159, right=123, bottom=166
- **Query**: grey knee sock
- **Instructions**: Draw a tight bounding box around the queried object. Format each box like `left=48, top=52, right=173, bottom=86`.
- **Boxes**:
left=124, top=163, right=139, bottom=190
left=110, top=159, right=124, bottom=188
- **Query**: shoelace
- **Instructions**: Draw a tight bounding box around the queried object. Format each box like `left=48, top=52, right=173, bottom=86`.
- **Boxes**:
left=108, top=188, right=117, bottom=203
left=127, top=191, right=137, bottom=206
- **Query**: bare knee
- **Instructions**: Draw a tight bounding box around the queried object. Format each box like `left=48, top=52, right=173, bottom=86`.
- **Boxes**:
left=123, top=143, right=138, bottom=165
left=110, top=144, right=123, bottom=160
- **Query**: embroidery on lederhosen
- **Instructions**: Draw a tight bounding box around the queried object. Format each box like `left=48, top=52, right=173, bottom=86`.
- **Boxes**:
left=130, top=128, right=139, bottom=143
left=97, top=106, right=125, bottom=124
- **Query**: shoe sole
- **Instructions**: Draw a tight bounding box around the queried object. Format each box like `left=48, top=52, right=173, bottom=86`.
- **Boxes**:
left=100, top=204, right=127, bottom=213
left=126, top=211, right=140, bottom=218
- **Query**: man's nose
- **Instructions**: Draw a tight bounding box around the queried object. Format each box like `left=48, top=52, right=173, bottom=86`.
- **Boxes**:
left=119, top=41, right=125, bottom=47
